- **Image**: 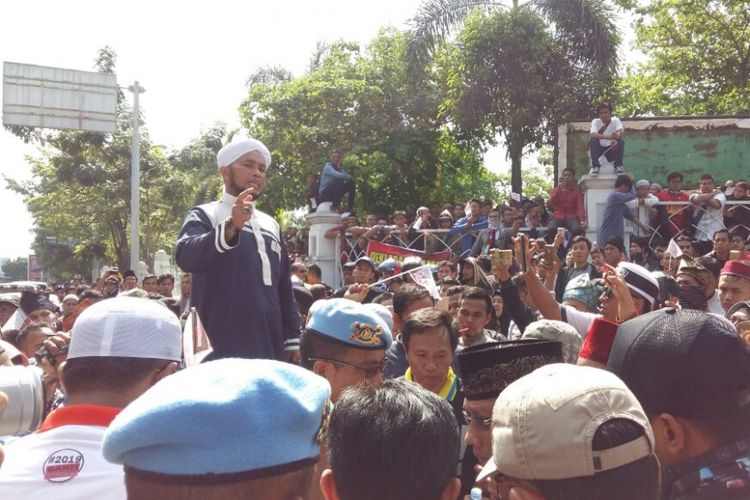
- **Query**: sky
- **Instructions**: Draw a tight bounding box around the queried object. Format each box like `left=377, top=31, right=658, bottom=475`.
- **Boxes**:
left=0, top=1, right=635, bottom=260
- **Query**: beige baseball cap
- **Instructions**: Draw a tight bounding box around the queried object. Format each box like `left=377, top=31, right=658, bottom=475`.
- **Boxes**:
left=476, top=363, right=654, bottom=483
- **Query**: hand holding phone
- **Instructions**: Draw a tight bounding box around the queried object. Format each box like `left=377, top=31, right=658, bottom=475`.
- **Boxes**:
left=516, top=234, right=529, bottom=273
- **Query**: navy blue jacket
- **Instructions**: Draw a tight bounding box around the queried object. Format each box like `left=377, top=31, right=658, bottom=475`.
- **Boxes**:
left=176, top=193, right=300, bottom=360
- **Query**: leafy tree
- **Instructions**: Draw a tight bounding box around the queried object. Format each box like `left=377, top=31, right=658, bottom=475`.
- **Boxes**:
left=168, top=123, right=227, bottom=209
left=240, top=29, right=499, bottom=216
left=497, top=165, right=554, bottom=203
left=618, top=0, right=750, bottom=115
left=1, top=257, right=28, bottom=280
left=407, top=0, right=621, bottom=194
left=4, top=48, right=190, bottom=275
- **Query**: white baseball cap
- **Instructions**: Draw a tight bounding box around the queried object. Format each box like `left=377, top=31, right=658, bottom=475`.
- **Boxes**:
left=476, top=363, right=654, bottom=483
left=69, top=297, right=182, bottom=361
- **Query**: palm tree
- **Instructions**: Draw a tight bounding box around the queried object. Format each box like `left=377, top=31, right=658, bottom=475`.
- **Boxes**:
left=408, top=0, right=621, bottom=194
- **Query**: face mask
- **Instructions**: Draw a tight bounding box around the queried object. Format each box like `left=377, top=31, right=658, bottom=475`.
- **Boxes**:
left=488, top=219, right=501, bottom=229
left=678, top=284, right=708, bottom=311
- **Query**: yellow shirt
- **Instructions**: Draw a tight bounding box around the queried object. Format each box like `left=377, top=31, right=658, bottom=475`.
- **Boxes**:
left=404, top=366, right=458, bottom=401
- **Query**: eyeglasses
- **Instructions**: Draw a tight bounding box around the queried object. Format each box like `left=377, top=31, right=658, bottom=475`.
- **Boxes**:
left=462, top=409, right=492, bottom=427
left=309, top=357, right=386, bottom=379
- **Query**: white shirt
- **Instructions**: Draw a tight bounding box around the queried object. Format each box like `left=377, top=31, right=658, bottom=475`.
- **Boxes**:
left=626, top=194, right=658, bottom=235
left=591, top=117, right=624, bottom=147
left=561, top=305, right=600, bottom=338
left=0, top=405, right=125, bottom=500
left=689, top=191, right=727, bottom=242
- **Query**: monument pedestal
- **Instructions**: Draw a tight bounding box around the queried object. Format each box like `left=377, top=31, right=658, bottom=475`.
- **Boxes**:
left=305, top=209, right=343, bottom=288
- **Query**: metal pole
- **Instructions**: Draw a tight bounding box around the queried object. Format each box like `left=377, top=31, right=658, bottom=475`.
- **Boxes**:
left=128, top=82, right=144, bottom=272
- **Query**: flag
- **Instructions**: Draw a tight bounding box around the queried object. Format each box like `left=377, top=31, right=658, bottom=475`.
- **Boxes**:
left=1, top=308, right=26, bottom=334
left=408, top=266, right=440, bottom=300
left=667, top=238, right=682, bottom=258
left=182, top=308, right=212, bottom=367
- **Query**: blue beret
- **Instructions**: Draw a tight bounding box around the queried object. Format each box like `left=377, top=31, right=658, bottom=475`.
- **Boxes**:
left=102, top=358, right=331, bottom=476
left=307, top=298, right=392, bottom=349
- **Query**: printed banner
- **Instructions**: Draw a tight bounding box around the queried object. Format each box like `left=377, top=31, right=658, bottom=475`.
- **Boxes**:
left=27, top=254, right=43, bottom=281
left=366, top=240, right=451, bottom=266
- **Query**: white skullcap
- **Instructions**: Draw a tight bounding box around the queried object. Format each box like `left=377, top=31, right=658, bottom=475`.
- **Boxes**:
left=364, top=303, right=394, bottom=332
left=216, top=138, right=272, bottom=169
left=69, top=296, right=182, bottom=361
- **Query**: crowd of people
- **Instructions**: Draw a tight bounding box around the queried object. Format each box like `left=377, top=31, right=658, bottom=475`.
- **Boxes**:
left=0, top=130, right=749, bottom=500
left=297, top=152, right=749, bottom=269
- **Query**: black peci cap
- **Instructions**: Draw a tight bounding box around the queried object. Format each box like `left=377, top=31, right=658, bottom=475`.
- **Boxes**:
left=457, top=340, right=563, bottom=401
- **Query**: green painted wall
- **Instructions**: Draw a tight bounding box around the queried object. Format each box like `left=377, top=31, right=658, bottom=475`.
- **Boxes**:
left=564, top=118, right=750, bottom=187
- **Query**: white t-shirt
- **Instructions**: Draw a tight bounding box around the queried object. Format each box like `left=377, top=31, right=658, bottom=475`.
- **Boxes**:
left=689, top=191, right=727, bottom=242
left=626, top=194, right=658, bottom=235
left=590, top=117, right=624, bottom=147
left=0, top=406, right=125, bottom=499
left=560, top=305, right=600, bottom=338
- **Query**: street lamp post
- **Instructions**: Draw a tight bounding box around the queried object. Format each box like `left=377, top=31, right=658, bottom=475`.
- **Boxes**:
left=128, top=82, right=145, bottom=274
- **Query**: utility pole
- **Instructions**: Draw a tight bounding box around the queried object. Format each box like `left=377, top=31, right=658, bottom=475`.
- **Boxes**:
left=128, top=82, right=145, bottom=273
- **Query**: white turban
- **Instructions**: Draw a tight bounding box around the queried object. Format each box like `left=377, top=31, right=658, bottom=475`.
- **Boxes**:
left=216, top=138, right=272, bottom=169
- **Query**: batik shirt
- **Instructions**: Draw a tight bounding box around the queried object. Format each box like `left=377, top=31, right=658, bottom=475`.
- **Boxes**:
left=665, top=436, right=750, bottom=499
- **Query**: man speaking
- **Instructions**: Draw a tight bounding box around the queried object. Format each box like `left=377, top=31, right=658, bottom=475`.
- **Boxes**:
left=176, top=137, right=299, bottom=361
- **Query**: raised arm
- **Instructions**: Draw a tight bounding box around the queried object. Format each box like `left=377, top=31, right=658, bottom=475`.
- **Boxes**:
left=515, top=237, right=562, bottom=321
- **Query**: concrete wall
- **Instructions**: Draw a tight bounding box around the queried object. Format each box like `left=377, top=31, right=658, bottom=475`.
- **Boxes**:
left=557, top=116, right=750, bottom=186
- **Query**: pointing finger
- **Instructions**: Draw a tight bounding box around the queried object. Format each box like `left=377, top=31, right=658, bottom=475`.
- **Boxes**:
left=237, top=187, right=255, bottom=203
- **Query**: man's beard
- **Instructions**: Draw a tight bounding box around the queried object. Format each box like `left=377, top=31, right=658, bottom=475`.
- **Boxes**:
left=226, top=166, right=263, bottom=199
left=226, top=174, right=242, bottom=196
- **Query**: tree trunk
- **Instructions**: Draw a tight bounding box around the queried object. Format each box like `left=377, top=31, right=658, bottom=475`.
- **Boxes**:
left=510, top=144, right=523, bottom=197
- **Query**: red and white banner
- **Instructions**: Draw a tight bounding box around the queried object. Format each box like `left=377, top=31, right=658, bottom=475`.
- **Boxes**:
left=366, top=240, right=451, bottom=266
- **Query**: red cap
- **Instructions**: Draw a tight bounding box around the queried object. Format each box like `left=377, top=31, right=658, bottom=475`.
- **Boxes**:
left=721, top=260, right=750, bottom=282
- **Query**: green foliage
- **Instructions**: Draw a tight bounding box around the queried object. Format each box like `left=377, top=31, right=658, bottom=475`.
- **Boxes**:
left=444, top=7, right=616, bottom=193
left=168, top=123, right=226, bottom=207
left=497, top=165, right=554, bottom=203
left=240, top=29, right=497, bottom=215
left=409, top=0, right=621, bottom=193
left=619, top=0, right=750, bottom=115
left=2, top=48, right=218, bottom=276
left=1, top=257, right=28, bottom=280
left=6, top=116, right=182, bottom=273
